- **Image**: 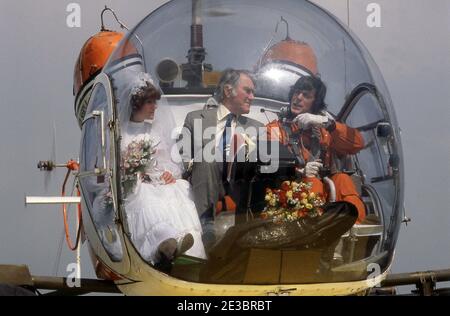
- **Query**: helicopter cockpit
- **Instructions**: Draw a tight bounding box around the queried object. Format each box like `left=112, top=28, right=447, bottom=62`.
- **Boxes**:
left=78, top=0, right=404, bottom=286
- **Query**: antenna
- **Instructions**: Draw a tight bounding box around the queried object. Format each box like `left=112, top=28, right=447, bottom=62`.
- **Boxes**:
left=347, top=0, right=350, bottom=28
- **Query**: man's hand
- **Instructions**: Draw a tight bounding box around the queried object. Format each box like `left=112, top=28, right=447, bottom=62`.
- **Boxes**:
left=160, top=171, right=176, bottom=184
left=301, top=161, right=323, bottom=178
left=294, top=113, right=328, bottom=129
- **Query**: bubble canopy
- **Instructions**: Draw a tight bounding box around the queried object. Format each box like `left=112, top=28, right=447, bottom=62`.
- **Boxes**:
left=90, top=0, right=404, bottom=285
left=106, top=0, right=396, bottom=113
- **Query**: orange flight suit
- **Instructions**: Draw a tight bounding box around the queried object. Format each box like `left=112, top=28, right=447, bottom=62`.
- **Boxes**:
left=266, top=119, right=366, bottom=223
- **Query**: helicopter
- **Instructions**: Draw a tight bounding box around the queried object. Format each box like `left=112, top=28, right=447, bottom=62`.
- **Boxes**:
left=2, top=0, right=449, bottom=296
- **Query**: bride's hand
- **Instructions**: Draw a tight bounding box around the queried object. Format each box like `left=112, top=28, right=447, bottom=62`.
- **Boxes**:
left=160, top=171, right=176, bottom=184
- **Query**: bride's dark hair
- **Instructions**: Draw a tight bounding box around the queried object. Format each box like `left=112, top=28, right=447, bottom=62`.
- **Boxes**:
left=130, top=81, right=161, bottom=112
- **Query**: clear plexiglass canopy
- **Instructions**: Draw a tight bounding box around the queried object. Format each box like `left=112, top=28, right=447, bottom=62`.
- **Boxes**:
left=78, top=0, right=405, bottom=285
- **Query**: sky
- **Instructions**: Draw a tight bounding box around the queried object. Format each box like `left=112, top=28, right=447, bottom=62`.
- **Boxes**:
left=0, top=0, right=449, bottom=295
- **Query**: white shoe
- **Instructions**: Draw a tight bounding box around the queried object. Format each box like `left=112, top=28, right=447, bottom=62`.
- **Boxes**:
left=175, top=233, right=194, bottom=257
left=157, top=233, right=194, bottom=261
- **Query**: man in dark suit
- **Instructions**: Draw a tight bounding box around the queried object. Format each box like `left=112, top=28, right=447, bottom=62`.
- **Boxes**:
left=179, top=69, right=263, bottom=248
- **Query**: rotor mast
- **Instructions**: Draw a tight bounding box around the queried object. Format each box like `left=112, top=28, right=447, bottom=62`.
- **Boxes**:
left=189, top=0, right=205, bottom=64
left=182, top=0, right=211, bottom=88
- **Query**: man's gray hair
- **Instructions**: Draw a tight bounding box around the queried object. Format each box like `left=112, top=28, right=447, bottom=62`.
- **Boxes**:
left=213, top=68, right=255, bottom=102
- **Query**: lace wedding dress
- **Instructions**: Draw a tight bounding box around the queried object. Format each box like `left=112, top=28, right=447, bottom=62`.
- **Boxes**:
left=122, top=121, right=206, bottom=263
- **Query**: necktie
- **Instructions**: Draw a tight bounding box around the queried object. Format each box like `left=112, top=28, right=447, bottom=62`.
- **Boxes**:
left=222, top=113, right=235, bottom=181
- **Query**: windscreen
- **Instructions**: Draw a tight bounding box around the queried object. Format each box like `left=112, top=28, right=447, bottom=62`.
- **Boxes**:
left=104, top=0, right=403, bottom=285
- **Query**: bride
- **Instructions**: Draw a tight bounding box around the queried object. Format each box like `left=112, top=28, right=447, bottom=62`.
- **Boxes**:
left=120, top=72, right=206, bottom=267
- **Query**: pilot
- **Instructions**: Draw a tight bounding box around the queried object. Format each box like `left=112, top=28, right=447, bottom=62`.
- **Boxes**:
left=266, top=75, right=366, bottom=223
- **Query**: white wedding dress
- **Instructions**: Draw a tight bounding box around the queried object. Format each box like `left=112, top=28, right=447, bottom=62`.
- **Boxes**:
left=122, top=121, right=206, bottom=264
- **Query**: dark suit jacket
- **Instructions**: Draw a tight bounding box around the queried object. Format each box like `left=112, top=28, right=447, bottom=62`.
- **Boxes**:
left=180, top=106, right=263, bottom=169
left=179, top=106, right=263, bottom=217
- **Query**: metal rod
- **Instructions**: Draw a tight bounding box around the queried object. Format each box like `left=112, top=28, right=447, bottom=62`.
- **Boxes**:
left=381, top=269, right=450, bottom=287
left=192, top=0, right=202, bottom=26
left=101, top=6, right=129, bottom=31
left=347, top=0, right=350, bottom=27
left=99, top=111, right=107, bottom=170
left=25, top=196, right=81, bottom=205
left=32, top=275, right=120, bottom=293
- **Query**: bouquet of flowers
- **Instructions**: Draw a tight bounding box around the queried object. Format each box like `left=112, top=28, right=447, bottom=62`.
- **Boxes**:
left=120, top=137, right=157, bottom=199
left=260, top=180, right=325, bottom=223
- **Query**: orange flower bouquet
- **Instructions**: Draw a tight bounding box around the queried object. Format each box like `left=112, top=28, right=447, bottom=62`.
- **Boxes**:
left=261, top=180, right=325, bottom=223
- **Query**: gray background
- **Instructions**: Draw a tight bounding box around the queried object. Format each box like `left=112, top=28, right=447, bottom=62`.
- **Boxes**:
left=0, top=0, right=449, bottom=294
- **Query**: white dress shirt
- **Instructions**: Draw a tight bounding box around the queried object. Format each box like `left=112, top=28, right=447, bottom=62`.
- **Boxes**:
left=215, top=104, right=238, bottom=151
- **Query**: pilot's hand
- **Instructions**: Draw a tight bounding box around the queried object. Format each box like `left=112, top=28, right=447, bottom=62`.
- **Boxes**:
left=294, top=113, right=328, bottom=129
left=160, top=171, right=176, bottom=184
left=302, top=161, right=323, bottom=178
